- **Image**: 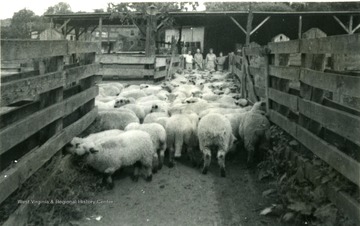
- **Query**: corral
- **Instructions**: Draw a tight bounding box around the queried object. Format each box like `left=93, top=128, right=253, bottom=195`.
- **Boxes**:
left=1, top=9, right=360, bottom=226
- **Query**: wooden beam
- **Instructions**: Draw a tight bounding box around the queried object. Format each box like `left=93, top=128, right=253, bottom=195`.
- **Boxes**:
left=66, top=27, right=75, bottom=35
left=300, top=68, right=360, bottom=98
left=250, top=16, right=270, bottom=35
left=246, top=10, right=254, bottom=45
left=99, top=17, right=103, bottom=46
left=98, top=55, right=155, bottom=64
left=269, top=109, right=297, bottom=137
left=58, top=19, right=71, bottom=30
left=90, top=25, right=98, bottom=34
left=298, top=98, right=360, bottom=147
left=352, top=22, right=360, bottom=33
left=157, top=17, right=170, bottom=31
left=349, top=15, right=353, bottom=34
left=0, top=108, right=97, bottom=205
left=298, top=15, right=302, bottom=39
left=333, top=16, right=350, bottom=34
left=269, top=66, right=300, bottom=81
left=297, top=125, right=360, bottom=187
left=99, top=68, right=155, bottom=77
left=269, top=88, right=298, bottom=112
left=229, top=16, right=247, bottom=35
left=268, top=40, right=300, bottom=54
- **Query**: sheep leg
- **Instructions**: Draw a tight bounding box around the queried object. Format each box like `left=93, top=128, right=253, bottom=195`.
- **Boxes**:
left=143, top=163, right=153, bottom=182
left=174, top=135, right=184, bottom=159
left=103, top=168, right=116, bottom=189
left=132, top=161, right=141, bottom=182
left=202, top=148, right=211, bottom=175
left=158, top=148, right=165, bottom=170
left=217, top=150, right=226, bottom=177
left=246, top=144, right=256, bottom=167
left=152, top=153, right=159, bottom=174
left=168, top=146, right=175, bottom=168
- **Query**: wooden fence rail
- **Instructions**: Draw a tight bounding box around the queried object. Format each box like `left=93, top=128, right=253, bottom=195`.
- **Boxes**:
left=236, top=32, right=360, bottom=224
left=0, top=40, right=100, bottom=205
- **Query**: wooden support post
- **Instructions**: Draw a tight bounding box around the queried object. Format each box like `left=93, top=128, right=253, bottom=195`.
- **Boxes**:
left=298, top=16, right=302, bottom=39
left=145, top=14, right=157, bottom=57
left=75, top=28, right=79, bottom=41
left=99, top=17, right=103, bottom=52
left=352, top=23, right=360, bottom=33
left=63, top=23, right=67, bottom=40
left=229, top=16, right=247, bottom=35
left=264, top=49, right=270, bottom=113
left=349, top=15, right=353, bottom=34
left=333, top=16, right=350, bottom=34
left=246, top=10, right=253, bottom=45
left=107, top=26, right=111, bottom=53
left=250, top=16, right=270, bottom=35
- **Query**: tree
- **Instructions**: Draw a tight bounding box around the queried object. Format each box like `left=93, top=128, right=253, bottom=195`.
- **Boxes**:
left=204, top=2, right=293, bottom=12
left=5, top=9, right=37, bottom=39
left=107, top=2, right=199, bottom=53
left=44, top=2, right=72, bottom=15
left=94, top=8, right=105, bottom=13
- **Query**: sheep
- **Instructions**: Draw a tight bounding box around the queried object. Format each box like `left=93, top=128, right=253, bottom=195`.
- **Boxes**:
left=120, top=90, right=147, bottom=100
left=114, top=103, right=145, bottom=123
left=143, top=112, right=169, bottom=124
left=165, top=112, right=199, bottom=167
left=98, top=84, right=121, bottom=96
left=125, top=122, right=167, bottom=170
left=74, top=130, right=155, bottom=188
left=238, top=101, right=270, bottom=165
left=197, top=113, right=236, bottom=177
left=95, top=100, right=116, bottom=110
left=66, top=129, right=124, bottom=155
left=84, top=110, right=139, bottom=135
left=136, top=95, right=160, bottom=103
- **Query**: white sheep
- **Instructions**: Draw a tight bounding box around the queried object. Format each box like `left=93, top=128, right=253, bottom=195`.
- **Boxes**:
left=74, top=130, right=155, bottom=188
left=125, top=122, right=167, bottom=170
left=143, top=112, right=169, bottom=124
left=115, top=103, right=145, bottom=123
left=66, top=129, right=124, bottom=155
left=84, top=110, right=139, bottom=135
left=120, top=90, right=147, bottom=100
left=98, top=84, right=121, bottom=96
left=238, top=101, right=270, bottom=165
left=197, top=113, right=236, bottom=177
left=165, top=112, right=199, bottom=167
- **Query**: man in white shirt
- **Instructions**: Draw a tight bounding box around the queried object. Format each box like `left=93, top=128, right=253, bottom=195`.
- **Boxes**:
left=183, top=50, right=194, bottom=71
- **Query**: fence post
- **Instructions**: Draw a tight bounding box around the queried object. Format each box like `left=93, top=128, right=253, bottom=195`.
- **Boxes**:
left=263, top=47, right=270, bottom=113
left=241, top=47, right=247, bottom=98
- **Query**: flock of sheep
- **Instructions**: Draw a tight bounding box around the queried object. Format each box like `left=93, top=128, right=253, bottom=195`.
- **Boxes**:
left=66, top=70, right=270, bottom=189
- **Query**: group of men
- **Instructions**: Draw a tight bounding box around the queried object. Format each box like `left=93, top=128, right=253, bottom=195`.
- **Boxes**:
left=182, top=48, right=229, bottom=72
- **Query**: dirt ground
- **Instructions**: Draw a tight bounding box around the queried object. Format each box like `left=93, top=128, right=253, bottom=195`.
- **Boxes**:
left=75, top=151, right=285, bottom=226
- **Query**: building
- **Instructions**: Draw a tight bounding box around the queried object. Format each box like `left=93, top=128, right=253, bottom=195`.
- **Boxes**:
left=92, top=25, right=144, bottom=53
left=165, top=27, right=205, bottom=53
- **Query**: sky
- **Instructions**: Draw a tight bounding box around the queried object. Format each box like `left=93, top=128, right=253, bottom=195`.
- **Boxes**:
left=0, top=0, right=208, bottom=19
left=0, top=0, right=357, bottom=19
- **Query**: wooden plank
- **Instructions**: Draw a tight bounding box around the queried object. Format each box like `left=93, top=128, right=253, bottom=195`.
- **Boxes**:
left=300, top=68, right=360, bottom=98
left=1, top=40, right=68, bottom=61
left=0, top=101, right=64, bottom=155
left=64, top=86, right=98, bottom=116
left=98, top=55, right=155, bottom=64
left=269, top=109, right=297, bottom=137
left=299, top=98, right=360, bottom=146
left=64, top=64, right=100, bottom=86
left=323, top=97, right=360, bottom=117
left=269, top=88, right=298, bottom=112
left=67, top=41, right=100, bottom=54
left=154, top=70, right=167, bottom=79
left=297, top=125, right=360, bottom=186
left=254, top=86, right=266, bottom=98
left=326, top=186, right=360, bottom=225
left=0, top=101, right=40, bottom=130
left=1, top=71, right=63, bottom=107
left=1, top=70, right=40, bottom=83
left=155, top=57, right=167, bottom=68
left=99, top=68, right=154, bottom=77
left=244, top=47, right=264, bottom=56
left=268, top=40, right=300, bottom=54
left=269, top=65, right=300, bottom=81
left=249, top=66, right=264, bottom=77
left=300, top=33, right=360, bottom=54
left=0, top=108, right=97, bottom=205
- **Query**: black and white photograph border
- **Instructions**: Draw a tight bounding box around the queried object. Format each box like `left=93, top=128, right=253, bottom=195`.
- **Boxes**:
left=0, top=0, right=360, bottom=225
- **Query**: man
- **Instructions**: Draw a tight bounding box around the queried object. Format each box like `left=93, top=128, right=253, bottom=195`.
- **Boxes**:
left=216, top=52, right=227, bottom=72
left=194, top=48, right=204, bottom=70
left=183, top=50, right=194, bottom=71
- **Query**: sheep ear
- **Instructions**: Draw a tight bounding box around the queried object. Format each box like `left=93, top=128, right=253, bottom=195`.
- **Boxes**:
left=89, top=148, right=99, bottom=154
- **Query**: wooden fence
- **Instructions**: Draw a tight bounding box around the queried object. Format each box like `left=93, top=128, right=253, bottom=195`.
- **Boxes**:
left=0, top=40, right=100, bottom=205
left=234, top=33, right=360, bottom=224
left=96, top=54, right=180, bottom=82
